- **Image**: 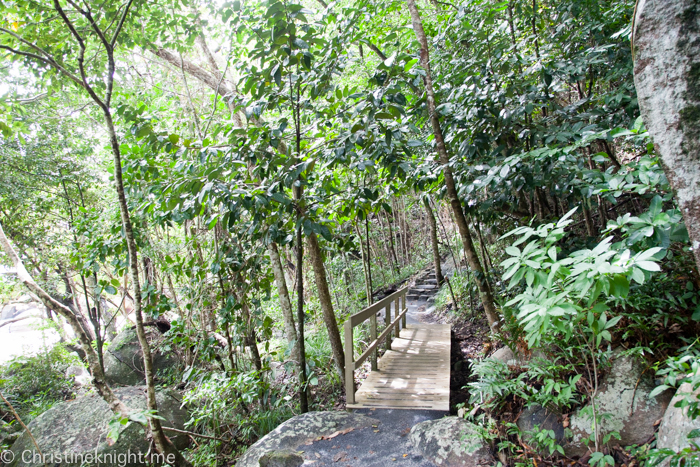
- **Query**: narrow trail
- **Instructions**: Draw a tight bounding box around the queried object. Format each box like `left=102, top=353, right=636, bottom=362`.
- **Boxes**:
left=300, top=263, right=478, bottom=466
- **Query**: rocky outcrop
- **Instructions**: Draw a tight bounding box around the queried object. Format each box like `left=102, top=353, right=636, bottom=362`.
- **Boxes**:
left=235, top=411, right=378, bottom=467
left=656, top=380, right=700, bottom=465
left=8, top=386, right=188, bottom=467
left=409, top=417, right=494, bottom=466
left=103, top=328, right=179, bottom=386
left=564, top=352, right=673, bottom=457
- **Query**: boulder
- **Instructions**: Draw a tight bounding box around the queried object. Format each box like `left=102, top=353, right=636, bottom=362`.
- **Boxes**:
left=65, top=365, right=92, bottom=386
left=517, top=404, right=566, bottom=445
left=257, top=450, right=304, bottom=467
left=8, top=386, right=188, bottom=467
left=490, top=346, right=515, bottom=364
left=104, top=328, right=179, bottom=386
left=656, top=380, right=700, bottom=465
left=1, top=302, right=42, bottom=321
left=409, top=417, right=494, bottom=466
left=235, top=411, right=378, bottom=467
left=565, top=352, right=673, bottom=457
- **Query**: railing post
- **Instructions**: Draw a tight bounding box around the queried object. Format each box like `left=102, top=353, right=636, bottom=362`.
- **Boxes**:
left=384, top=303, right=391, bottom=351
left=370, top=312, right=377, bottom=371
left=401, top=291, right=407, bottom=329
left=394, top=294, right=400, bottom=337
left=394, top=295, right=400, bottom=337
left=344, top=321, right=355, bottom=405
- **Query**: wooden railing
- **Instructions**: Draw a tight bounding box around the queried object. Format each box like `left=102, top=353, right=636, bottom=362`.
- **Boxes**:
left=344, top=286, right=408, bottom=404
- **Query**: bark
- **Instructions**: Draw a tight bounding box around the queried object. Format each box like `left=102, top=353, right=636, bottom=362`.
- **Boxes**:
left=105, top=115, right=190, bottom=466
left=295, top=213, right=308, bottom=413
left=355, top=222, right=372, bottom=305
left=307, top=233, right=346, bottom=383
left=405, top=0, right=500, bottom=330
left=269, top=243, right=299, bottom=364
left=633, top=0, right=700, bottom=272
left=383, top=211, right=400, bottom=272
left=423, top=196, right=445, bottom=286
left=0, top=222, right=129, bottom=417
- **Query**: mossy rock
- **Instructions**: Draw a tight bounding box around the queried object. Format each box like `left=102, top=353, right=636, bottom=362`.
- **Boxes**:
left=8, top=386, right=189, bottom=467
left=235, top=411, right=378, bottom=467
left=103, top=328, right=179, bottom=386
left=409, top=417, right=494, bottom=466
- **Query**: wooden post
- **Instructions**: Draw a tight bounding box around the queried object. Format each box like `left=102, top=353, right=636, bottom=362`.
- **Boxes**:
left=344, top=321, right=355, bottom=405
left=394, top=296, right=400, bottom=338
left=394, top=295, right=400, bottom=337
left=370, top=313, right=378, bottom=371
left=385, top=304, right=391, bottom=351
left=401, top=292, right=407, bottom=329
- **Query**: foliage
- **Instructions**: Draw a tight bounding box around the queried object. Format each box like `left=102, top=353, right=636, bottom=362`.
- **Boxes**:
left=0, top=345, right=80, bottom=421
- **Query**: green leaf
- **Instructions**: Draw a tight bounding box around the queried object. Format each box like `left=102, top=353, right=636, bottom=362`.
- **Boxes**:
left=407, top=140, right=423, bottom=147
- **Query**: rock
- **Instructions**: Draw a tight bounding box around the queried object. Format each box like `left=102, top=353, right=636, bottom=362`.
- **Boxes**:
left=565, top=352, right=673, bottom=457
left=409, top=417, right=494, bottom=466
left=517, top=404, right=566, bottom=445
left=656, top=380, right=700, bottom=464
left=490, top=346, right=515, bottom=364
left=257, top=450, right=304, bottom=467
left=1, top=302, right=42, bottom=321
left=8, top=386, right=188, bottom=467
left=235, top=411, right=378, bottom=467
left=65, top=365, right=92, bottom=386
left=104, top=328, right=179, bottom=386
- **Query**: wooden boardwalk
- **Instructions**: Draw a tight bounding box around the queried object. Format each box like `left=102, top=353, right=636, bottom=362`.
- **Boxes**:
left=347, top=324, right=451, bottom=411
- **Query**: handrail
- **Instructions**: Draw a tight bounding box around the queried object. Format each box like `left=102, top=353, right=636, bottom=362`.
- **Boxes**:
left=344, top=286, right=409, bottom=405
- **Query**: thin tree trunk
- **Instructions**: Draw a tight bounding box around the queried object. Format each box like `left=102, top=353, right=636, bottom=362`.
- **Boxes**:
left=423, top=196, right=445, bottom=286
left=307, top=234, right=346, bottom=383
left=405, top=0, right=500, bottom=330
left=355, top=222, right=372, bottom=306
left=365, top=216, right=373, bottom=301
left=269, top=243, right=299, bottom=364
left=295, top=211, right=309, bottom=413
left=383, top=210, right=400, bottom=272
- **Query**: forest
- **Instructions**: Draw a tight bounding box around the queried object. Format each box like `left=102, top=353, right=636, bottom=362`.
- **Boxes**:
left=1, top=0, right=700, bottom=466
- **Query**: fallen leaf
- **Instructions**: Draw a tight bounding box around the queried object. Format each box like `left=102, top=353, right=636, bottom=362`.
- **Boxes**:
left=333, top=451, right=348, bottom=462
left=403, top=454, right=408, bottom=457
left=373, top=430, right=379, bottom=433
left=315, top=453, right=321, bottom=459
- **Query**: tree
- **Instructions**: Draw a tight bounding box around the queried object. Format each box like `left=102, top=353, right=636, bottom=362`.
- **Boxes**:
left=405, top=0, right=500, bottom=329
left=633, top=0, right=700, bottom=273
left=0, top=2, right=191, bottom=464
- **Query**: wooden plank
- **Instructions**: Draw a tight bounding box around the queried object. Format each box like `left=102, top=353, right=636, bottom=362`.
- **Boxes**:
left=347, top=324, right=451, bottom=411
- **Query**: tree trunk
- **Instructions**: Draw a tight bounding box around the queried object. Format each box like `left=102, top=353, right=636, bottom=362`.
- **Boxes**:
left=307, top=233, right=346, bottom=383
left=405, top=0, right=500, bottom=330
left=633, top=0, right=700, bottom=272
left=355, top=221, right=373, bottom=306
left=269, top=243, right=299, bottom=365
left=105, top=113, right=191, bottom=467
left=423, top=196, right=445, bottom=286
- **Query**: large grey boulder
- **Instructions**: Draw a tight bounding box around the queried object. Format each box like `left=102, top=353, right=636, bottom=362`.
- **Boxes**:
left=8, top=386, right=188, bottom=467
left=104, top=328, right=179, bottom=386
left=235, top=411, right=378, bottom=467
left=1, top=302, right=42, bottom=322
left=656, top=380, right=700, bottom=466
left=517, top=404, right=566, bottom=445
left=565, top=352, right=673, bottom=457
left=409, top=417, right=494, bottom=466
